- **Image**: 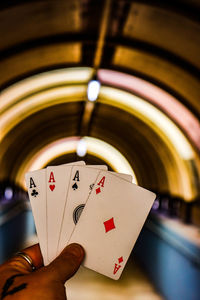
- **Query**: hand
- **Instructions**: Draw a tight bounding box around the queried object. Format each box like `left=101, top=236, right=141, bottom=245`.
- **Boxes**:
left=0, top=243, right=85, bottom=300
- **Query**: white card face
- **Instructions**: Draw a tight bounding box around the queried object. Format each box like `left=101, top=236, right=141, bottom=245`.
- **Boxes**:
left=57, top=166, right=103, bottom=255
left=110, top=172, right=132, bottom=182
left=87, top=165, right=108, bottom=170
left=68, top=171, right=156, bottom=280
left=57, top=169, right=130, bottom=255
left=25, top=169, right=48, bottom=265
left=46, top=161, right=86, bottom=263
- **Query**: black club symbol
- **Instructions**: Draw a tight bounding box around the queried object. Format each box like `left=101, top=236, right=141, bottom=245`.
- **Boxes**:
left=31, top=189, right=38, bottom=197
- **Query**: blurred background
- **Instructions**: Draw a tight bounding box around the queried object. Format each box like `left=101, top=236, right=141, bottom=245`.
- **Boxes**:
left=0, top=0, right=200, bottom=299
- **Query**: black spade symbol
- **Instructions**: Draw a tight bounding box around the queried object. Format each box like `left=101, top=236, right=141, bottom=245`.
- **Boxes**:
left=72, top=182, right=78, bottom=190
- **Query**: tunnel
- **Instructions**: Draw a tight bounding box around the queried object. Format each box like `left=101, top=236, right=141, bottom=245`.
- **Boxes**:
left=0, top=1, right=200, bottom=299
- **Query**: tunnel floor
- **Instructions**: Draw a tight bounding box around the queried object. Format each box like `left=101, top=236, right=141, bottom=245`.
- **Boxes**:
left=66, top=255, right=164, bottom=300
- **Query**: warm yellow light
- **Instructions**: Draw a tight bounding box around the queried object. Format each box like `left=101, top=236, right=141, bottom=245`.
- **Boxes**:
left=0, top=68, right=92, bottom=113
left=98, top=69, right=200, bottom=150
left=0, top=86, right=86, bottom=141
left=1, top=67, right=197, bottom=201
left=17, top=137, right=137, bottom=189
left=99, top=87, right=194, bottom=160
left=0, top=68, right=194, bottom=160
left=84, top=137, right=136, bottom=181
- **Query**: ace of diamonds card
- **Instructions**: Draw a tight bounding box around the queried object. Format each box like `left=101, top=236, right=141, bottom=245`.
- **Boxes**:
left=68, top=171, right=156, bottom=280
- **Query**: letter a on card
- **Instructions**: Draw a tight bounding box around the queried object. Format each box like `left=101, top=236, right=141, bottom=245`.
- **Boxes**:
left=96, top=176, right=105, bottom=194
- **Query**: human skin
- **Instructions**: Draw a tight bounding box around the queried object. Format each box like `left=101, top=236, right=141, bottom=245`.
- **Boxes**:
left=0, top=243, right=85, bottom=300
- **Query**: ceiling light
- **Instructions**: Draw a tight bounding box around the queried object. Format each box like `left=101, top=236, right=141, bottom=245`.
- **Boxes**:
left=87, top=79, right=101, bottom=101
left=4, top=187, right=13, bottom=200
left=76, top=138, right=87, bottom=157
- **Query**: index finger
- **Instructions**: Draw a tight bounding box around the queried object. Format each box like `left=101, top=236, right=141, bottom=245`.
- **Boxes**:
left=21, top=243, right=44, bottom=270
left=1, top=244, right=43, bottom=275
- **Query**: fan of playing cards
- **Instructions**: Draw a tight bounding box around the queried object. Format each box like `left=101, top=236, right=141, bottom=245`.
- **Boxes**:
left=25, top=161, right=156, bottom=280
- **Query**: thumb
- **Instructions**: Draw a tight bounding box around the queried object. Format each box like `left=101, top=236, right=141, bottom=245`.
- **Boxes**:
left=45, top=243, right=85, bottom=283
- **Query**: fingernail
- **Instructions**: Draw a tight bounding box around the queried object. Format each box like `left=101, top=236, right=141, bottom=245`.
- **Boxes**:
left=66, top=243, right=84, bottom=258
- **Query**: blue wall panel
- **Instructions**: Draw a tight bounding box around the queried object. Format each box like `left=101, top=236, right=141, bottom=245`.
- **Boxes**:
left=0, top=207, right=35, bottom=264
left=135, top=216, right=200, bottom=300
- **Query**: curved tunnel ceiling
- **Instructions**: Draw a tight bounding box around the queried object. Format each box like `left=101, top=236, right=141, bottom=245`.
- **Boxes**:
left=0, top=0, right=200, bottom=202
left=0, top=68, right=199, bottom=202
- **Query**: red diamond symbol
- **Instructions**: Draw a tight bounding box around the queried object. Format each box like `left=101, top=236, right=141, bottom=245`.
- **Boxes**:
left=104, top=217, right=116, bottom=233
left=118, top=256, right=123, bottom=264
left=96, top=187, right=101, bottom=194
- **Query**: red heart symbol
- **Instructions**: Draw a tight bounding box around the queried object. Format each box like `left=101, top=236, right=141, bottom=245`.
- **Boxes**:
left=49, top=184, right=55, bottom=191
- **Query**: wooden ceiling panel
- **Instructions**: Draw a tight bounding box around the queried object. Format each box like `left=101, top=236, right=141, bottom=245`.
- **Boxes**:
left=123, top=3, right=200, bottom=68
left=0, top=43, right=81, bottom=88
left=0, top=1, right=82, bottom=51
left=112, top=46, right=200, bottom=115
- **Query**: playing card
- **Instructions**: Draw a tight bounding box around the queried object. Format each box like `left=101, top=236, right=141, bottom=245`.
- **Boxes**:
left=68, top=171, right=156, bottom=280
left=111, top=172, right=132, bottom=182
left=25, top=169, right=48, bottom=265
left=57, top=169, right=131, bottom=255
left=46, top=161, right=86, bottom=262
left=25, top=161, right=85, bottom=264
left=87, top=165, right=108, bottom=170
left=57, top=166, right=106, bottom=255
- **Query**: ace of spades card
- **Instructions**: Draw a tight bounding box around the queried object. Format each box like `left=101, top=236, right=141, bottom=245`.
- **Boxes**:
left=57, top=166, right=106, bottom=255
